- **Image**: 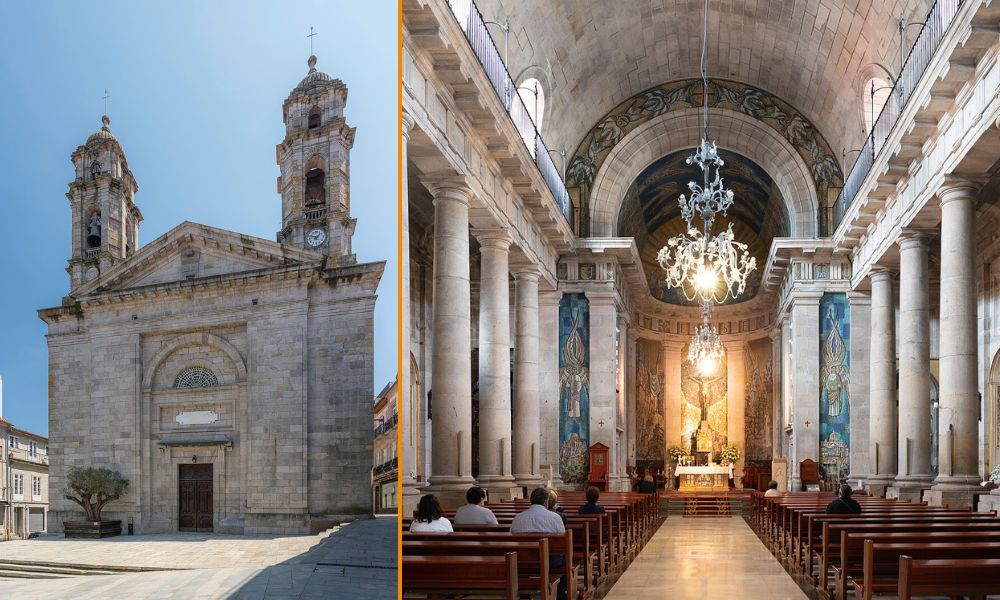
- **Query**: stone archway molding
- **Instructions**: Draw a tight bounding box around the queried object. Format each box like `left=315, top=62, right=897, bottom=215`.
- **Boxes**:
left=142, top=332, right=248, bottom=390
left=566, top=79, right=843, bottom=233
left=589, top=107, right=821, bottom=238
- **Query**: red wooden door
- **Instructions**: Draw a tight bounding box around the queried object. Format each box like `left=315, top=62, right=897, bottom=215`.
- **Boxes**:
left=178, top=464, right=213, bottom=532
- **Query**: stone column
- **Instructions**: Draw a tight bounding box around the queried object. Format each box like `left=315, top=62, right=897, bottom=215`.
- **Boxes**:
left=726, top=341, right=746, bottom=486
left=537, top=291, right=562, bottom=487
left=891, top=231, right=933, bottom=500
left=930, top=179, right=982, bottom=507
left=662, top=339, right=685, bottom=481
left=626, top=330, right=638, bottom=473
left=790, top=294, right=822, bottom=491
left=588, top=292, right=624, bottom=490
left=846, top=292, right=871, bottom=487
left=474, top=230, right=518, bottom=497
left=616, top=315, right=630, bottom=491
left=867, top=267, right=897, bottom=495
left=512, top=267, right=544, bottom=489
left=425, top=181, right=475, bottom=501
left=400, top=112, right=421, bottom=515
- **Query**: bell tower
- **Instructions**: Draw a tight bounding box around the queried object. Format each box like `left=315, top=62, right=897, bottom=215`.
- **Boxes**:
left=276, top=55, right=357, bottom=264
left=66, top=115, right=141, bottom=291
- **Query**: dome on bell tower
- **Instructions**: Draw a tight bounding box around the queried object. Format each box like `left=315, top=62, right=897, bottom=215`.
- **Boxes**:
left=293, top=55, right=334, bottom=93
left=86, top=115, right=119, bottom=145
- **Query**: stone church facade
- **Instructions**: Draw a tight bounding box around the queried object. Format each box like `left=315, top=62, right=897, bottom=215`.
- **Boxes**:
left=38, top=55, right=383, bottom=535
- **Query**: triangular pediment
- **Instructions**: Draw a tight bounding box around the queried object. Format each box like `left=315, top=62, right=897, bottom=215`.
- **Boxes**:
left=74, top=221, right=325, bottom=297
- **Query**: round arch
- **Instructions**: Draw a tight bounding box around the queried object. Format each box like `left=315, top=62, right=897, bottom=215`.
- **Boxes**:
left=588, top=107, right=819, bottom=238
left=142, top=332, right=247, bottom=391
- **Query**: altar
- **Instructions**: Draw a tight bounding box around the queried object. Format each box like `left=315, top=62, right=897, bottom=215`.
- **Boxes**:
left=675, top=465, right=734, bottom=492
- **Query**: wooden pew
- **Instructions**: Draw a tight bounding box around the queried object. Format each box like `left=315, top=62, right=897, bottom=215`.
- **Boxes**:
left=898, top=556, right=1000, bottom=600
left=403, top=539, right=558, bottom=600
left=402, top=553, right=518, bottom=600
left=856, top=540, right=1000, bottom=600
left=831, top=528, right=1000, bottom=600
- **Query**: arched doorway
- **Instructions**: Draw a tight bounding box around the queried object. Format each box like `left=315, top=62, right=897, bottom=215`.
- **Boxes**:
left=986, top=350, right=1000, bottom=476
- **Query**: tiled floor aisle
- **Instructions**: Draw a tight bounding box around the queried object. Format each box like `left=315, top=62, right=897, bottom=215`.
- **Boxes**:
left=604, top=517, right=807, bottom=600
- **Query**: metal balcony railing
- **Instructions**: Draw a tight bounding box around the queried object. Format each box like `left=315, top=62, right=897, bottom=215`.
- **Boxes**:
left=831, top=0, right=964, bottom=231
left=8, top=448, right=48, bottom=465
left=374, top=413, right=398, bottom=437
left=444, top=0, right=574, bottom=225
left=373, top=457, right=398, bottom=476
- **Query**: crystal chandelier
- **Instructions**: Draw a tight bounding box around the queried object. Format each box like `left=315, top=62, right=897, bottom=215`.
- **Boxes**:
left=656, top=0, right=756, bottom=306
left=689, top=304, right=725, bottom=375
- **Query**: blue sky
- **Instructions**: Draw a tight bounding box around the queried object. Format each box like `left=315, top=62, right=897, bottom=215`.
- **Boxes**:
left=0, top=1, right=398, bottom=435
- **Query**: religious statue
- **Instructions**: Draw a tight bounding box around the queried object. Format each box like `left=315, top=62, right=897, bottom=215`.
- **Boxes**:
left=559, top=312, right=589, bottom=419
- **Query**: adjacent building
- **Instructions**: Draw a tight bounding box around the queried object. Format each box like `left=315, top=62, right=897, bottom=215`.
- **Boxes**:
left=0, top=380, right=49, bottom=541
left=38, top=54, right=383, bottom=535
left=372, top=380, right=398, bottom=514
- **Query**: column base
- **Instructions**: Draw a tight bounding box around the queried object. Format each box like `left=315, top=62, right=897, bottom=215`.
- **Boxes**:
left=887, top=476, right=933, bottom=502
left=845, top=473, right=867, bottom=490
left=424, top=476, right=478, bottom=509
left=513, top=474, right=545, bottom=494
left=477, top=475, right=523, bottom=501
left=863, top=477, right=894, bottom=498
left=978, top=491, right=1000, bottom=514
left=608, top=475, right=629, bottom=492
left=401, top=478, right=424, bottom=520
left=923, top=484, right=980, bottom=510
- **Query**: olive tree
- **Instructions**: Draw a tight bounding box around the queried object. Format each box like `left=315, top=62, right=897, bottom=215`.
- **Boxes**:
left=63, top=466, right=129, bottom=522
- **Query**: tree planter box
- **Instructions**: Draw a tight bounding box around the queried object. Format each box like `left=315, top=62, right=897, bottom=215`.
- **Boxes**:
left=63, top=520, right=122, bottom=539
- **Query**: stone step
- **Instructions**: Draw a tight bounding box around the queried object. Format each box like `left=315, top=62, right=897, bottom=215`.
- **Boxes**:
left=0, top=561, right=123, bottom=576
left=0, top=569, right=73, bottom=580
left=0, top=558, right=172, bottom=573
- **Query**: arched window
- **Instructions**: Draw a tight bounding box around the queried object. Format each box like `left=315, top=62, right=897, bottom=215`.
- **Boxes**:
left=305, top=167, right=325, bottom=206
left=173, top=367, right=219, bottom=389
left=517, top=78, right=545, bottom=130
left=90, top=162, right=102, bottom=180
left=863, top=77, right=892, bottom=134
left=308, top=106, right=321, bottom=129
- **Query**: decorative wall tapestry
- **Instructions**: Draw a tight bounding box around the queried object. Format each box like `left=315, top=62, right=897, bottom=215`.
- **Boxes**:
left=744, top=337, right=774, bottom=461
left=566, top=78, right=842, bottom=234
left=559, top=293, right=590, bottom=483
left=681, top=349, right=728, bottom=459
left=819, top=293, right=850, bottom=487
left=635, top=338, right=666, bottom=465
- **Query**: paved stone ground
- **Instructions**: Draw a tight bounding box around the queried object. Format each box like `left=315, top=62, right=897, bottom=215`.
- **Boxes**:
left=0, top=516, right=397, bottom=599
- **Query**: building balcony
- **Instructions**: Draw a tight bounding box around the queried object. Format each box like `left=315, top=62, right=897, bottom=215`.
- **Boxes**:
left=8, top=448, right=48, bottom=466
left=372, top=457, right=398, bottom=477
left=374, top=413, right=398, bottom=437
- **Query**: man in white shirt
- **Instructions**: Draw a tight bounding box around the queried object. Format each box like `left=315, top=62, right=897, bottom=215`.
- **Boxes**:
left=510, top=488, right=566, bottom=533
left=764, top=480, right=783, bottom=497
left=453, top=486, right=499, bottom=525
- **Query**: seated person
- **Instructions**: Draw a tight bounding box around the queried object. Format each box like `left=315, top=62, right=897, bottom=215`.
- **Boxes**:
left=764, top=480, right=782, bottom=497
left=578, top=486, right=606, bottom=514
left=409, top=494, right=453, bottom=532
left=637, top=473, right=657, bottom=494
left=512, top=488, right=567, bottom=600
left=511, top=487, right=565, bottom=533
left=453, top=486, right=499, bottom=525
left=547, top=489, right=569, bottom=526
left=825, top=484, right=862, bottom=514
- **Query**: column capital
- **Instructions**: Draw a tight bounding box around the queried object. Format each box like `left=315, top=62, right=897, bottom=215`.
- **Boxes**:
left=661, top=338, right=686, bottom=352
left=401, top=111, right=416, bottom=138
left=512, top=265, right=541, bottom=282
left=896, top=228, right=931, bottom=250
left=585, top=289, right=618, bottom=306
left=937, top=176, right=983, bottom=206
left=474, top=228, right=513, bottom=250
left=426, top=178, right=472, bottom=206
left=724, top=340, right=746, bottom=354
left=869, top=265, right=898, bottom=283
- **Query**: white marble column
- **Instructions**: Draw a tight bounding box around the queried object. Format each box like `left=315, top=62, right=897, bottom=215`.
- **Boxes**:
left=769, top=328, right=783, bottom=460
left=868, top=267, right=897, bottom=491
left=626, top=330, right=638, bottom=472
left=726, top=342, right=746, bottom=486
left=893, top=231, right=933, bottom=496
left=425, top=181, right=475, bottom=497
left=846, top=292, right=871, bottom=486
left=790, top=295, right=822, bottom=490
left=588, top=292, right=625, bottom=489
left=931, top=179, right=982, bottom=502
left=537, top=292, right=562, bottom=486
left=662, top=340, right=685, bottom=462
left=400, top=113, right=421, bottom=514
left=512, top=267, right=544, bottom=489
left=474, top=230, right=518, bottom=496
left=616, top=315, right=630, bottom=490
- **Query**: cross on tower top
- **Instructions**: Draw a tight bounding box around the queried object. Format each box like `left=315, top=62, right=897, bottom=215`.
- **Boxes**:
left=102, top=89, right=111, bottom=115
left=307, top=26, right=318, bottom=56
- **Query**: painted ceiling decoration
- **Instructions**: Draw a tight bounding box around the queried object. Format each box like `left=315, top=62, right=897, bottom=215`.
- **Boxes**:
left=566, top=78, right=843, bottom=228
left=619, top=148, right=790, bottom=306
